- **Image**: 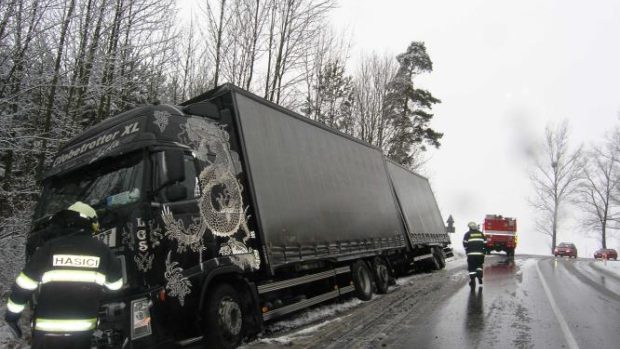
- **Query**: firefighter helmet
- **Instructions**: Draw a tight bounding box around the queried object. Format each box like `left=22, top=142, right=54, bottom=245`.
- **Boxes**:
left=67, top=201, right=100, bottom=233
left=467, top=221, right=478, bottom=230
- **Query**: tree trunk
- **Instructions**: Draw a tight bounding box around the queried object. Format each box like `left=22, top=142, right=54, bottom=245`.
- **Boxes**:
left=65, top=0, right=94, bottom=118
left=213, top=0, right=226, bottom=88
left=37, top=0, right=77, bottom=179
left=551, top=202, right=558, bottom=253
left=96, top=0, right=124, bottom=121
left=73, top=0, right=107, bottom=123
left=269, top=1, right=292, bottom=102
left=264, top=2, right=276, bottom=98
left=118, top=0, right=134, bottom=111
left=246, top=0, right=261, bottom=90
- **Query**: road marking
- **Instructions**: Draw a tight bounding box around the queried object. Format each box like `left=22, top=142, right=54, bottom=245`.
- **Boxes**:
left=536, top=261, right=580, bottom=349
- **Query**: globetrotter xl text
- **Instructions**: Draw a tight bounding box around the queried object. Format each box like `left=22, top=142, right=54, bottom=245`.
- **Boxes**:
left=53, top=122, right=140, bottom=166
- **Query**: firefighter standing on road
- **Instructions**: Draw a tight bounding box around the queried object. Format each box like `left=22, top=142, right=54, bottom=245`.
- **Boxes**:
left=4, top=201, right=123, bottom=349
left=463, top=222, right=486, bottom=288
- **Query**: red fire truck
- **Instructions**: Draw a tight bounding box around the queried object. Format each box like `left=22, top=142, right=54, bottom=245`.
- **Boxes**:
left=483, top=214, right=517, bottom=256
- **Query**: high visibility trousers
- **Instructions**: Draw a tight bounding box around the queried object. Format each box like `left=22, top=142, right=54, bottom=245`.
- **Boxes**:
left=31, top=330, right=93, bottom=349
left=467, top=254, right=485, bottom=280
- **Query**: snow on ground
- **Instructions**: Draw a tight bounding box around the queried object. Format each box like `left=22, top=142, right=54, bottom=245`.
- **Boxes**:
left=590, top=259, right=620, bottom=277
left=395, top=272, right=428, bottom=287
left=240, top=298, right=362, bottom=348
left=244, top=316, right=347, bottom=347
left=262, top=297, right=363, bottom=334
left=243, top=258, right=465, bottom=347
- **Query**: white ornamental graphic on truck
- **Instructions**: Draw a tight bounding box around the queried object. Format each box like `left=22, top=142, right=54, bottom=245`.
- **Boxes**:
left=161, top=118, right=260, bottom=269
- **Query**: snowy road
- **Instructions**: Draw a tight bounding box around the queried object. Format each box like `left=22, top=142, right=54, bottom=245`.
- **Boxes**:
left=3, top=255, right=618, bottom=348
left=242, top=255, right=620, bottom=349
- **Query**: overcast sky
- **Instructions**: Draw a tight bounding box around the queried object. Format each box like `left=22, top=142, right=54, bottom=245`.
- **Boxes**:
left=331, top=0, right=620, bottom=255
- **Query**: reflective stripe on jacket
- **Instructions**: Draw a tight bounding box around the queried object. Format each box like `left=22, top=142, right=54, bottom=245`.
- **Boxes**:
left=463, top=229, right=486, bottom=255
left=34, top=318, right=97, bottom=332
left=7, top=230, right=123, bottom=326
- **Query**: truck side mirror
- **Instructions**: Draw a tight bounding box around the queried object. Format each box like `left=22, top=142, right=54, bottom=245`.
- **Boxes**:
left=165, top=183, right=187, bottom=202
left=164, top=149, right=185, bottom=184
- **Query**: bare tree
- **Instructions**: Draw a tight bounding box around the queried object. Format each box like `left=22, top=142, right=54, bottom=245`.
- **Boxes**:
left=577, top=130, right=620, bottom=249
left=529, top=120, right=584, bottom=252
left=0, top=0, right=180, bottom=297
left=300, top=27, right=351, bottom=119
left=263, top=0, right=335, bottom=104
left=351, top=53, right=397, bottom=148
left=37, top=0, right=76, bottom=178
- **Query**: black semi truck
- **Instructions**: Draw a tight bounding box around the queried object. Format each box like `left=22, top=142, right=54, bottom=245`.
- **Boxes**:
left=29, top=84, right=452, bottom=348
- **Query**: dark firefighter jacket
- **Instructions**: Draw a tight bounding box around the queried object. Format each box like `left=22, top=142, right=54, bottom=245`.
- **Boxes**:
left=463, top=230, right=486, bottom=256
left=6, top=227, right=122, bottom=333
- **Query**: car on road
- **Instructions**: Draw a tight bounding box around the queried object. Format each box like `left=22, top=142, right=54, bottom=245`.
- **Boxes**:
left=594, top=248, right=618, bottom=260
left=554, top=242, right=578, bottom=258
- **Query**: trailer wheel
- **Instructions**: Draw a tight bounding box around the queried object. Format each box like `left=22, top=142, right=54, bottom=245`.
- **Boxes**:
left=204, top=284, right=245, bottom=349
left=432, top=247, right=446, bottom=270
left=352, top=261, right=373, bottom=301
left=372, top=258, right=390, bottom=294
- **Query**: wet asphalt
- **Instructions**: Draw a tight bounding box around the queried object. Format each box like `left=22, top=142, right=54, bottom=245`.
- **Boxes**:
left=243, top=255, right=620, bottom=349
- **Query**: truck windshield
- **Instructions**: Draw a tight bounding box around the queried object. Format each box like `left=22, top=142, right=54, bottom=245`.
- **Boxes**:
left=35, top=151, right=144, bottom=221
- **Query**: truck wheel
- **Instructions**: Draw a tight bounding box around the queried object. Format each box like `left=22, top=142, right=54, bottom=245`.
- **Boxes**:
left=432, top=247, right=446, bottom=270
left=204, top=284, right=245, bottom=349
left=352, top=261, right=373, bottom=301
left=372, top=258, right=390, bottom=294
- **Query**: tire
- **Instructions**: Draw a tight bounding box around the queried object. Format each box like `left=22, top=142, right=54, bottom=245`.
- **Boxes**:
left=352, top=261, right=373, bottom=301
left=372, top=258, right=390, bottom=294
left=432, top=247, right=446, bottom=270
left=204, top=284, right=245, bottom=349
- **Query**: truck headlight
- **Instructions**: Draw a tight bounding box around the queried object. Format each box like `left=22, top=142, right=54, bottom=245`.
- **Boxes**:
left=130, top=298, right=152, bottom=339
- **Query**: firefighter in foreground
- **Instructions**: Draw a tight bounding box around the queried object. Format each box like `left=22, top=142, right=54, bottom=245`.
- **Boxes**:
left=463, top=221, right=486, bottom=288
left=4, top=201, right=123, bottom=349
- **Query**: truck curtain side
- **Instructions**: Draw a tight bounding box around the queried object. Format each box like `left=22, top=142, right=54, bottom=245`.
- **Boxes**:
left=231, top=91, right=407, bottom=271
left=29, top=84, right=451, bottom=349
left=385, top=160, right=452, bottom=270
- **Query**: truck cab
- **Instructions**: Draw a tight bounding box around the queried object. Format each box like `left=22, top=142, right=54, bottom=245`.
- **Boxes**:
left=30, top=99, right=263, bottom=347
left=482, top=214, right=517, bottom=257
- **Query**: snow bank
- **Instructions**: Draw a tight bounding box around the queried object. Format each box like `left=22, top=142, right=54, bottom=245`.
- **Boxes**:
left=264, top=298, right=362, bottom=334
left=240, top=298, right=363, bottom=348
left=590, top=259, right=620, bottom=277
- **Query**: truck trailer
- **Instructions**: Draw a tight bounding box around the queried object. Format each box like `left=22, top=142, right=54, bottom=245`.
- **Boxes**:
left=28, top=84, right=451, bottom=348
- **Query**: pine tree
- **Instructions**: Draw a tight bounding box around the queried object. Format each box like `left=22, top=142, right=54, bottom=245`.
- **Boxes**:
left=385, top=41, right=441, bottom=167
